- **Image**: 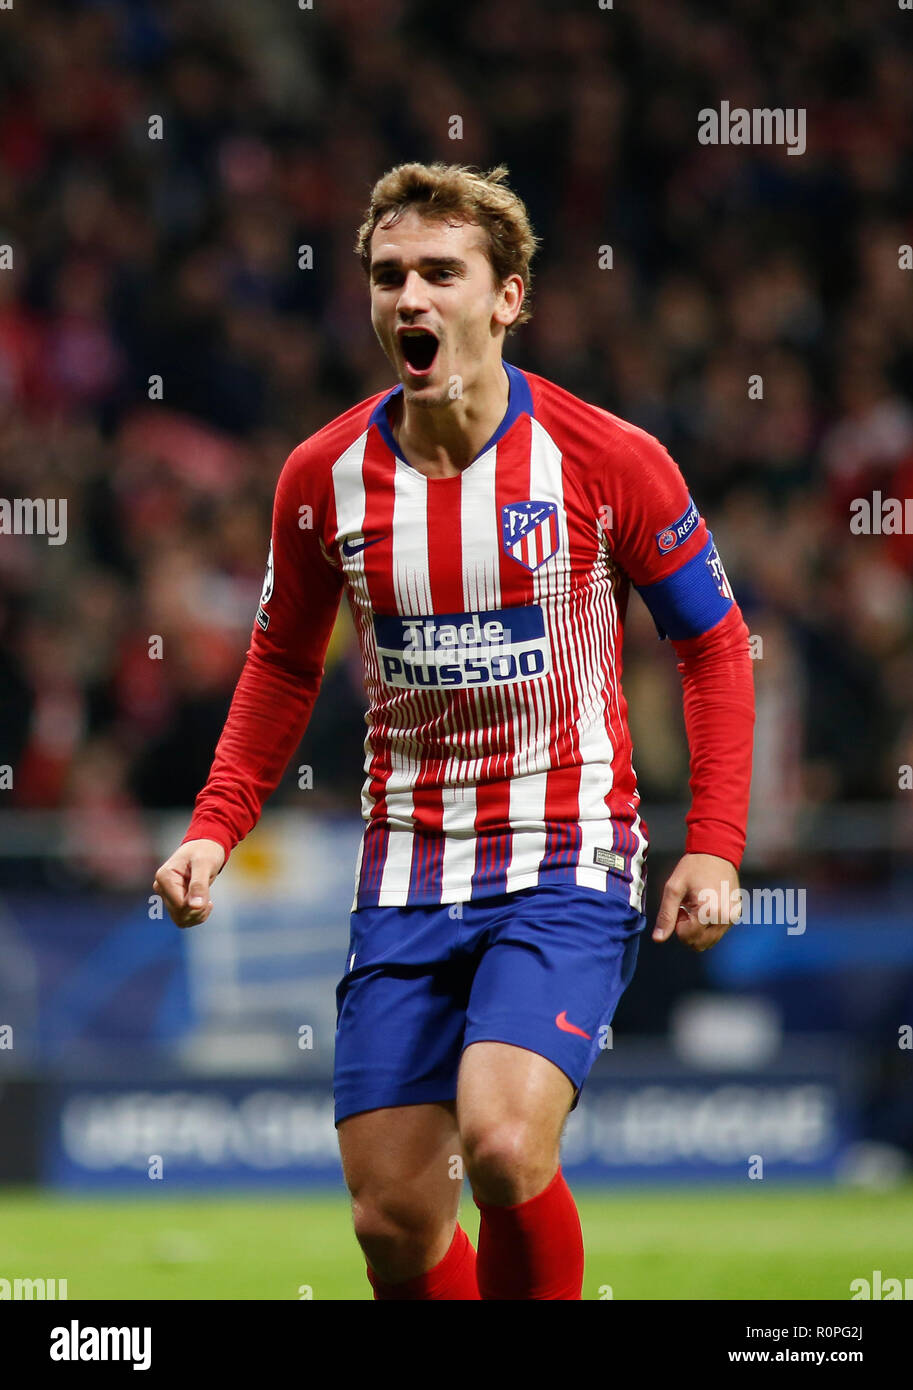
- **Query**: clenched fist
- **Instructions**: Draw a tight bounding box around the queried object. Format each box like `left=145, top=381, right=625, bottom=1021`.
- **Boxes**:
left=153, top=838, right=226, bottom=928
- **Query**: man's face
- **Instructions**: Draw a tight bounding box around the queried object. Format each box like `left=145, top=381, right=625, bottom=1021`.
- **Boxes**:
left=369, top=208, right=514, bottom=406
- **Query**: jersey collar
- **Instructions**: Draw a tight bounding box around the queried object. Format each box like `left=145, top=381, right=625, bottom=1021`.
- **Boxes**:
left=368, top=361, right=534, bottom=467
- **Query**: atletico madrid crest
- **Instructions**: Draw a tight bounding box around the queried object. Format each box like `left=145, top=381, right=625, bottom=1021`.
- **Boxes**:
left=501, top=500, right=560, bottom=572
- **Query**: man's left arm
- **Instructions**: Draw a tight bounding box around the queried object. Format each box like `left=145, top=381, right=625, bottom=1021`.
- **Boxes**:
left=650, top=604, right=755, bottom=950
left=601, top=422, right=755, bottom=950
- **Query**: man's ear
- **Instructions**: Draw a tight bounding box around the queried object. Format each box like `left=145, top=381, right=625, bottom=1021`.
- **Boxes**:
left=494, top=274, right=524, bottom=330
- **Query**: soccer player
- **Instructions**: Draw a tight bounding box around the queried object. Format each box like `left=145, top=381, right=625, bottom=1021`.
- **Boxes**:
left=153, top=163, right=754, bottom=1300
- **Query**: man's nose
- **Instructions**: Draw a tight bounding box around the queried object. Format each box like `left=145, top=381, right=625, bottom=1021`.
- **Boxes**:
left=396, top=269, right=430, bottom=314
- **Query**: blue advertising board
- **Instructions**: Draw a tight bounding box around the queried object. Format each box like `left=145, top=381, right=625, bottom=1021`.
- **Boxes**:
left=40, top=1048, right=854, bottom=1190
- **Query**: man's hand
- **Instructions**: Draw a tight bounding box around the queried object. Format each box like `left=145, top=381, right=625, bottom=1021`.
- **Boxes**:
left=153, top=839, right=226, bottom=928
left=652, top=852, right=741, bottom=951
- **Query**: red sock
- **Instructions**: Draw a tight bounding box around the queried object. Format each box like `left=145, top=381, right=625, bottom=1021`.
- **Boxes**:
left=366, top=1223, right=480, bottom=1300
left=474, top=1167, right=584, bottom=1300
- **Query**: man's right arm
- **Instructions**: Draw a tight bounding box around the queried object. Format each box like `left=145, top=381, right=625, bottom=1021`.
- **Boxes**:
left=153, top=443, right=345, bottom=927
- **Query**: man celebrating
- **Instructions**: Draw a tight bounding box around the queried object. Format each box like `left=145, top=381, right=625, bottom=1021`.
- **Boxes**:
left=154, top=162, right=754, bottom=1300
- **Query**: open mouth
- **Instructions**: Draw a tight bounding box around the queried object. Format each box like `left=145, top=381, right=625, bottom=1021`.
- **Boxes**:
left=398, top=327, right=439, bottom=376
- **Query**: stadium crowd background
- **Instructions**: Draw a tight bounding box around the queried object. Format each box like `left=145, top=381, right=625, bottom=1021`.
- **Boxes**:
left=1, top=0, right=912, bottom=893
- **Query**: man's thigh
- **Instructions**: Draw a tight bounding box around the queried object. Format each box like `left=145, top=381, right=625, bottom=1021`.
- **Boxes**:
left=457, top=1040, right=575, bottom=1169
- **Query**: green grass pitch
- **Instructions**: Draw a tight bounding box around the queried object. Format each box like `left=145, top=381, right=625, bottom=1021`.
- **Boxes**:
left=1, top=1185, right=911, bottom=1300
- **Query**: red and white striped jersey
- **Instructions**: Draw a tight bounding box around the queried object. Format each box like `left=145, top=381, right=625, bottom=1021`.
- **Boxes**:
left=186, top=362, right=753, bottom=912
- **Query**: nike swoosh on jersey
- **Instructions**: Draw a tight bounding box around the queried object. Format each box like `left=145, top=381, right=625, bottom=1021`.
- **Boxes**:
left=342, top=535, right=385, bottom=556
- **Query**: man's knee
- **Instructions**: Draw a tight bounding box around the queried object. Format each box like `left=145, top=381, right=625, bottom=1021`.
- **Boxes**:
left=351, top=1186, right=441, bottom=1247
left=462, top=1118, right=559, bottom=1205
left=349, top=1185, right=456, bottom=1283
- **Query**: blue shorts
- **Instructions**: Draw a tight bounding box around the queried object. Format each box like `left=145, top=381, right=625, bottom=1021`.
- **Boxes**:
left=333, top=883, right=646, bottom=1125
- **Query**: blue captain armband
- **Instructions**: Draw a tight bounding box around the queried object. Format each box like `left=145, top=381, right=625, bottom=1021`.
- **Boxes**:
left=635, top=534, right=735, bottom=641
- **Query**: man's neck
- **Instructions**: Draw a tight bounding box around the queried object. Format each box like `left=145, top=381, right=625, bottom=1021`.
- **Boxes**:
left=391, top=363, right=510, bottom=478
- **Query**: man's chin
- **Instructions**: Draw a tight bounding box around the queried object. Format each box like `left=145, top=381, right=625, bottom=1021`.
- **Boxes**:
left=401, top=376, right=452, bottom=408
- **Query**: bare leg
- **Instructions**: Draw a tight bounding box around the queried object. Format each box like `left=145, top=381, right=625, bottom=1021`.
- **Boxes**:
left=337, top=1101, right=463, bottom=1283
left=457, top=1041, right=574, bottom=1203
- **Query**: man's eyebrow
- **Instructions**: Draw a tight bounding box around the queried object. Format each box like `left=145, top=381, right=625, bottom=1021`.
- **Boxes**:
left=370, top=255, right=468, bottom=275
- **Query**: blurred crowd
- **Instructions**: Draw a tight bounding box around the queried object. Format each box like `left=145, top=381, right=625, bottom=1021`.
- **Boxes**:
left=1, top=0, right=913, bottom=885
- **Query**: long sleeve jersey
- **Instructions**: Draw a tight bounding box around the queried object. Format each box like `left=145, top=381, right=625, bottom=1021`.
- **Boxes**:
left=184, top=362, right=755, bottom=913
